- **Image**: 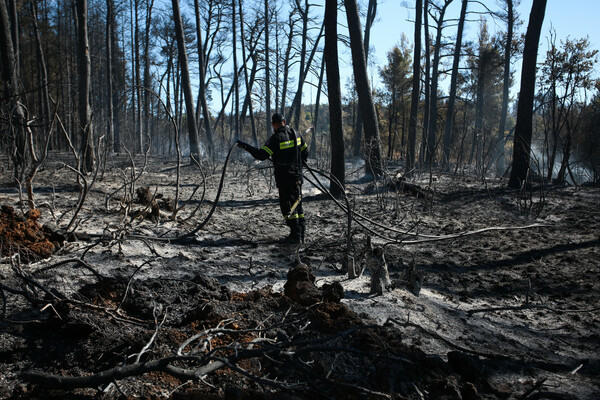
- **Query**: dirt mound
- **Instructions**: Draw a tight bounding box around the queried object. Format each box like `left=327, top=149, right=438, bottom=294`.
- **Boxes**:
left=0, top=205, right=63, bottom=261
left=284, top=265, right=345, bottom=306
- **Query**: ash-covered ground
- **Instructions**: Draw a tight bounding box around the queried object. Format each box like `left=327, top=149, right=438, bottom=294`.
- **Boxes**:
left=1, top=154, right=599, bottom=399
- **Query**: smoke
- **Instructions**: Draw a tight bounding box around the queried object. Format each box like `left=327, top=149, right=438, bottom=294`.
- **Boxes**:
left=530, top=142, right=593, bottom=185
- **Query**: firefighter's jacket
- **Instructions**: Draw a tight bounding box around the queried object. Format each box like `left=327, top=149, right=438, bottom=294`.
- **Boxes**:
left=244, top=125, right=309, bottom=186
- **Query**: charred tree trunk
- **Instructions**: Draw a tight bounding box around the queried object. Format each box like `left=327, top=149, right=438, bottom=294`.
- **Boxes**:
left=399, top=97, right=407, bottom=160
left=407, top=0, right=422, bottom=175
left=0, top=0, right=28, bottom=180
left=240, top=53, right=258, bottom=140
left=425, top=0, right=452, bottom=168
left=386, top=86, right=397, bottom=159
left=288, top=21, right=324, bottom=128
left=351, top=0, right=377, bottom=159
left=238, top=9, right=259, bottom=146
left=134, top=0, right=142, bottom=152
left=76, top=0, right=95, bottom=174
left=470, top=62, right=486, bottom=168
left=291, top=0, right=309, bottom=127
left=344, top=0, right=383, bottom=178
left=106, top=0, right=117, bottom=153
left=30, top=1, right=52, bottom=143
left=143, top=0, right=154, bottom=151
left=193, top=0, right=214, bottom=158
left=547, top=80, right=560, bottom=181
left=165, top=40, right=173, bottom=154
left=556, top=133, right=572, bottom=183
left=264, top=0, right=272, bottom=142
left=420, top=0, right=431, bottom=167
left=442, top=0, right=467, bottom=169
left=129, top=0, right=136, bottom=151
left=279, top=15, right=295, bottom=117
left=274, top=11, right=281, bottom=113
left=324, top=0, right=345, bottom=198
left=8, top=0, right=19, bottom=71
left=232, top=0, right=240, bottom=144
left=508, top=0, right=547, bottom=188
left=496, top=0, right=513, bottom=176
left=172, top=0, right=201, bottom=163
left=312, top=55, right=326, bottom=157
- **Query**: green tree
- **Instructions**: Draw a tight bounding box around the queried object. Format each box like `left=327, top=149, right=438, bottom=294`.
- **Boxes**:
left=538, top=35, right=598, bottom=183
left=579, top=80, right=600, bottom=182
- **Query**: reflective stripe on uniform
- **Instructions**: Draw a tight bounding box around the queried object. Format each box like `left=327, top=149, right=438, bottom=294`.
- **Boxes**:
left=300, top=142, right=307, bottom=151
left=280, top=137, right=301, bottom=150
left=285, top=213, right=304, bottom=220
left=261, top=145, right=273, bottom=155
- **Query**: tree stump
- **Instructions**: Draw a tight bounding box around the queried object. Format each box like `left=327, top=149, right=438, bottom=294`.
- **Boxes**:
left=365, top=236, right=391, bottom=295
left=401, top=259, right=423, bottom=296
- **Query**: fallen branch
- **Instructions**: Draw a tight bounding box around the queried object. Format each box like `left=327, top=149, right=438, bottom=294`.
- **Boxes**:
left=134, top=308, right=167, bottom=363
left=523, top=392, right=577, bottom=400
left=12, top=263, right=65, bottom=301
left=32, top=258, right=104, bottom=281
left=23, top=319, right=392, bottom=396
left=4, top=261, right=150, bottom=325
left=385, top=317, right=501, bottom=360
left=468, top=303, right=600, bottom=316
left=303, top=166, right=548, bottom=247
left=23, top=339, right=290, bottom=389
left=23, top=355, right=214, bottom=389
left=388, top=223, right=549, bottom=246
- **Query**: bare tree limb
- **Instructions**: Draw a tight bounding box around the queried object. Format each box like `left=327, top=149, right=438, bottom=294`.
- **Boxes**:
left=33, top=258, right=104, bottom=281
left=468, top=304, right=600, bottom=316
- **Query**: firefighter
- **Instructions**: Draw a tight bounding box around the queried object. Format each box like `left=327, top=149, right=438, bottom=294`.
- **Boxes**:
left=237, top=113, right=309, bottom=245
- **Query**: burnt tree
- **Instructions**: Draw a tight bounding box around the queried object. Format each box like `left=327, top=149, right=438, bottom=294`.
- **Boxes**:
left=509, top=0, right=547, bottom=188
left=496, top=0, right=514, bottom=176
left=324, top=0, right=345, bottom=198
left=75, top=0, right=95, bottom=173
left=0, top=0, right=28, bottom=180
left=407, top=0, right=423, bottom=175
left=442, top=0, right=467, bottom=169
left=172, top=0, right=202, bottom=162
left=344, top=0, right=383, bottom=178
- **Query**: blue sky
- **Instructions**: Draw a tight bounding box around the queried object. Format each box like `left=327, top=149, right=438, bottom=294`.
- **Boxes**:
left=329, top=0, right=600, bottom=101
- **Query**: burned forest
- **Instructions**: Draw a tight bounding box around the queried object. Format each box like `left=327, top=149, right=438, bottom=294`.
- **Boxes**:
left=1, top=0, right=600, bottom=399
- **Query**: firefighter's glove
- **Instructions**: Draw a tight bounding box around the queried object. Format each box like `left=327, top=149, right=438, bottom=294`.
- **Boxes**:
left=236, top=140, right=250, bottom=151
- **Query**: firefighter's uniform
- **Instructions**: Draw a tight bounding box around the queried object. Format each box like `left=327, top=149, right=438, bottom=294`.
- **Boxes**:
left=238, top=123, right=309, bottom=244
